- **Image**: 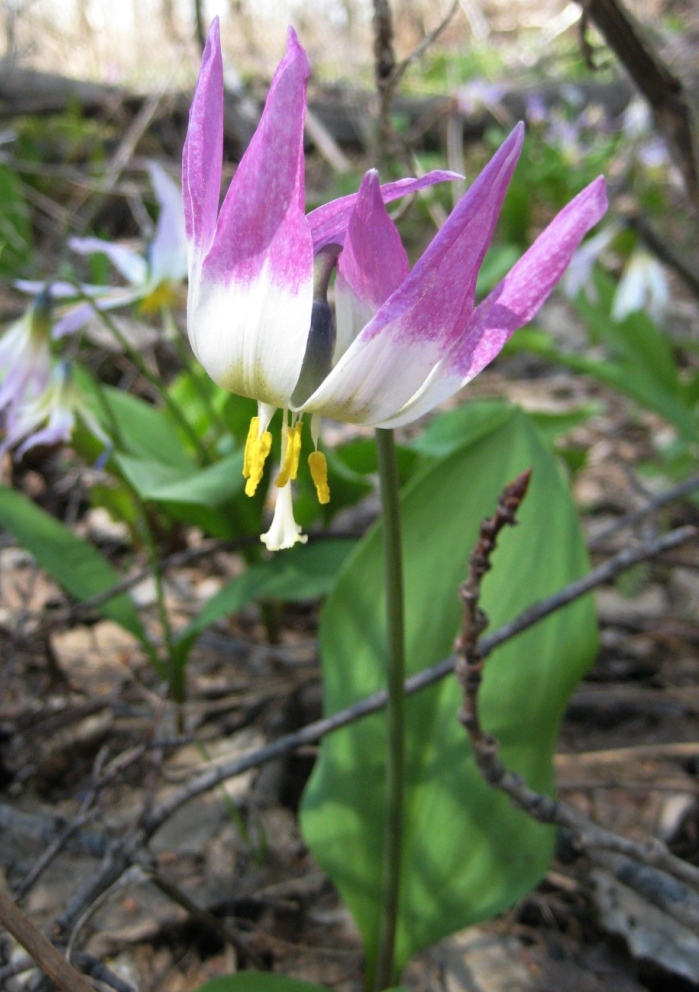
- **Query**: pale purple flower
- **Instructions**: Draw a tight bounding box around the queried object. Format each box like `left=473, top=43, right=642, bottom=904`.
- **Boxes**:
left=622, top=97, right=653, bottom=139
left=636, top=136, right=670, bottom=173
left=612, top=249, right=669, bottom=322
left=1, top=361, right=109, bottom=459
left=18, top=163, right=188, bottom=337
left=77, top=164, right=185, bottom=287
left=0, top=293, right=53, bottom=416
left=69, top=162, right=188, bottom=320
left=456, top=80, right=506, bottom=117
left=524, top=92, right=548, bottom=126
left=184, top=20, right=608, bottom=549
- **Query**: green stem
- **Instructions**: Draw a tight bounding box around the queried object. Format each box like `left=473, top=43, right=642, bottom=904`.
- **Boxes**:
left=373, top=427, right=405, bottom=991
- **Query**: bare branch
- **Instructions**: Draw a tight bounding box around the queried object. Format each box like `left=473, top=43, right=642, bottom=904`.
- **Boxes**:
left=451, top=485, right=699, bottom=914
left=0, top=887, right=95, bottom=992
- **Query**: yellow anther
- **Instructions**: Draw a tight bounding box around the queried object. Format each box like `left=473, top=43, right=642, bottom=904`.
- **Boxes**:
left=275, top=423, right=303, bottom=488
left=243, top=416, right=272, bottom=496
left=308, top=450, right=330, bottom=504
left=243, top=417, right=260, bottom=479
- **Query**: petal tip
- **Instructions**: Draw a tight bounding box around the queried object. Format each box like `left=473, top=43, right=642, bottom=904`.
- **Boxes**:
left=285, top=25, right=311, bottom=76
left=206, top=16, right=220, bottom=50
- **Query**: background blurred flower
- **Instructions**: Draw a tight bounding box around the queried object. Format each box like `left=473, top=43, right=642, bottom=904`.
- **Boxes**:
left=0, top=292, right=53, bottom=416
left=1, top=360, right=109, bottom=460
left=17, top=163, right=188, bottom=337
left=612, top=248, right=669, bottom=322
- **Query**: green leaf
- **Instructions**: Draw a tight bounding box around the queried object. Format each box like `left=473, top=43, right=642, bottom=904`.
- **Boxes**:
left=114, top=450, right=244, bottom=506
left=410, top=398, right=511, bottom=458
left=0, top=486, right=146, bottom=643
left=300, top=408, right=597, bottom=982
left=77, top=369, right=197, bottom=467
left=334, top=438, right=419, bottom=482
left=527, top=405, right=600, bottom=446
left=574, top=273, right=679, bottom=393
left=570, top=274, right=696, bottom=441
left=191, top=976, right=332, bottom=992
left=0, top=164, right=32, bottom=275
left=174, top=539, right=355, bottom=663
left=112, top=450, right=261, bottom=539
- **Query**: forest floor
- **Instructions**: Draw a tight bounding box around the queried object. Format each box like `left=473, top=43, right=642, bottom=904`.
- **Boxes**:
left=2, top=338, right=699, bottom=992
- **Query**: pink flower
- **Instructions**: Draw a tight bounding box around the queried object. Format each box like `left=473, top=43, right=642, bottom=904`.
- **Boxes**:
left=184, top=21, right=608, bottom=548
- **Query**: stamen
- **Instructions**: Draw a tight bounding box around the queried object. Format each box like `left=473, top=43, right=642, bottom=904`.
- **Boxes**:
left=309, top=451, right=330, bottom=504
left=243, top=416, right=272, bottom=496
left=243, top=416, right=260, bottom=479
left=275, top=423, right=303, bottom=487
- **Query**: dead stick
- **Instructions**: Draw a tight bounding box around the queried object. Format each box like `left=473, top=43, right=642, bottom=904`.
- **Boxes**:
left=0, top=887, right=95, bottom=992
left=453, top=485, right=699, bottom=899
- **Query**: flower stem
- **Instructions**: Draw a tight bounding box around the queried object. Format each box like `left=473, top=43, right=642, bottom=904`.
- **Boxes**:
left=374, top=427, right=405, bottom=991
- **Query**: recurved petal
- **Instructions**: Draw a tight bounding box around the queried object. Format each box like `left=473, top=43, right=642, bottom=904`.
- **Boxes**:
left=52, top=287, right=145, bottom=338
left=308, top=170, right=462, bottom=252
left=376, top=175, right=609, bottom=428
left=14, top=279, right=112, bottom=299
left=69, top=237, right=148, bottom=287
left=16, top=408, right=75, bottom=457
left=147, top=162, right=188, bottom=285
left=182, top=17, right=224, bottom=259
left=297, top=126, right=525, bottom=425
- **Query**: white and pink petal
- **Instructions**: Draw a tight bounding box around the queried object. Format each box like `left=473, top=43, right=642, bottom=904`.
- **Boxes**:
left=189, top=27, right=314, bottom=407
left=182, top=17, right=224, bottom=262
left=297, top=125, right=525, bottom=424
left=376, top=175, right=609, bottom=428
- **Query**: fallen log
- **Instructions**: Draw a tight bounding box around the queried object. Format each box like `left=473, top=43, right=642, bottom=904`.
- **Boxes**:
left=0, top=59, right=634, bottom=160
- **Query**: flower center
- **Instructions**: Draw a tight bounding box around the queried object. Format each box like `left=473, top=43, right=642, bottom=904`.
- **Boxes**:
left=242, top=413, right=331, bottom=507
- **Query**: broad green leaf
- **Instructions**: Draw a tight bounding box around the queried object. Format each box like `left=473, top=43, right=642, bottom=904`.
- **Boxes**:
left=112, top=450, right=261, bottom=539
left=527, top=405, right=600, bottom=447
left=174, top=539, right=355, bottom=663
left=300, top=408, right=597, bottom=983
left=410, top=399, right=511, bottom=458
left=570, top=273, right=696, bottom=441
left=333, top=438, right=418, bottom=481
left=115, top=451, right=244, bottom=506
left=167, top=367, right=231, bottom=441
left=192, top=976, right=332, bottom=992
left=506, top=321, right=697, bottom=442
left=0, top=486, right=146, bottom=643
left=574, top=272, right=680, bottom=393
left=77, top=369, right=197, bottom=467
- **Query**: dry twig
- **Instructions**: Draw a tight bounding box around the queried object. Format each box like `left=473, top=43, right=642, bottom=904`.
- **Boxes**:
left=453, top=477, right=699, bottom=906
left=0, top=887, right=95, bottom=992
